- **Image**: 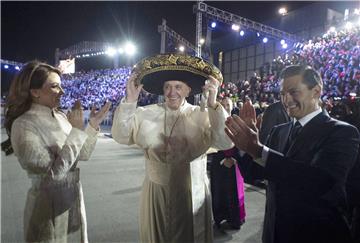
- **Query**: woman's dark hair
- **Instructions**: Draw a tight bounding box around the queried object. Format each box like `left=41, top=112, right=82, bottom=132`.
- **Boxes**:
left=1, top=60, right=61, bottom=155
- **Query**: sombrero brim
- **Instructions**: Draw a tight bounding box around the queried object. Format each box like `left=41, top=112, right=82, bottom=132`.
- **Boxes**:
left=132, top=53, right=223, bottom=95
left=141, top=70, right=207, bottom=95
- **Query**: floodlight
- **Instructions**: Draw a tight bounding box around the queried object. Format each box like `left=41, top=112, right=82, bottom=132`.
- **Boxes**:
left=106, top=47, right=117, bottom=57
left=231, top=24, right=240, bottom=31
left=124, top=42, right=136, bottom=56
left=278, top=7, right=287, bottom=16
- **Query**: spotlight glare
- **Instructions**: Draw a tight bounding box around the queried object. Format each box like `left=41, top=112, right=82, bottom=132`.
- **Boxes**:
left=199, top=38, right=205, bottom=45
left=124, top=42, right=136, bottom=56
left=231, top=24, right=240, bottom=31
left=106, top=47, right=117, bottom=57
left=15, top=66, right=20, bottom=70
left=211, top=22, right=217, bottom=28
left=179, top=45, right=185, bottom=52
left=282, top=43, right=288, bottom=49
left=240, top=30, right=245, bottom=36
left=263, top=37, right=268, bottom=43
left=278, top=7, right=287, bottom=15
left=4, top=65, right=9, bottom=69
left=280, top=39, right=285, bottom=45
left=257, top=32, right=260, bottom=37
left=118, top=47, right=124, bottom=54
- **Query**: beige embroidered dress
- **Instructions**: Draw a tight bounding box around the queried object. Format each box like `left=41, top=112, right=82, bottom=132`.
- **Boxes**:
left=111, top=99, right=233, bottom=243
left=11, top=103, right=99, bottom=243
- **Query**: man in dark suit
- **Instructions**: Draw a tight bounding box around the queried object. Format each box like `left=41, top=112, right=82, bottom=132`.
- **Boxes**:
left=259, top=101, right=290, bottom=144
left=225, top=65, right=360, bottom=243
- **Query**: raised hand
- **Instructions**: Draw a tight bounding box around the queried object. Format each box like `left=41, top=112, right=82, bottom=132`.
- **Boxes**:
left=225, top=114, right=262, bottom=159
left=203, top=75, right=220, bottom=109
left=239, top=100, right=257, bottom=128
left=67, top=100, right=84, bottom=130
left=126, top=72, right=143, bottom=103
left=88, top=101, right=112, bottom=130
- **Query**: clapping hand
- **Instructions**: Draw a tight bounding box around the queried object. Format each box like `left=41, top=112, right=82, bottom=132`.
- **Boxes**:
left=225, top=100, right=262, bottom=159
left=89, top=101, right=112, bottom=130
left=67, top=100, right=84, bottom=130
left=239, top=100, right=257, bottom=129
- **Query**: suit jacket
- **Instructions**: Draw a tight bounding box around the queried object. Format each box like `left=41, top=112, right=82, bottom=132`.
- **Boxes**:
left=259, top=101, right=290, bottom=144
left=262, top=111, right=359, bottom=243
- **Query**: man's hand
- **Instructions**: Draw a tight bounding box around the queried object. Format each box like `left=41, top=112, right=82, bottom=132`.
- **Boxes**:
left=89, top=102, right=112, bottom=130
left=225, top=114, right=263, bottom=159
left=240, top=100, right=257, bottom=127
left=203, top=75, right=220, bottom=109
left=126, top=72, right=143, bottom=103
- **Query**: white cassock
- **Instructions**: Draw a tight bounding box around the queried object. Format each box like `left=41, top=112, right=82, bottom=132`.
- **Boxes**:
left=112, top=99, right=233, bottom=243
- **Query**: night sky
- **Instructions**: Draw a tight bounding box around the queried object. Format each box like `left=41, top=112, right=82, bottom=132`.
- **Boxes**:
left=1, top=1, right=358, bottom=64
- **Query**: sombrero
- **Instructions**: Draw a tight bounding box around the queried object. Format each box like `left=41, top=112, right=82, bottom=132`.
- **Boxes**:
left=131, top=53, right=223, bottom=95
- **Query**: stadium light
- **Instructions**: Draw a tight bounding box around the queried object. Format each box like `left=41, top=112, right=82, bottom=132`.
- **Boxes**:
left=257, top=32, right=260, bottom=37
left=282, top=43, right=288, bottom=49
left=199, top=38, right=205, bottom=45
left=231, top=24, right=240, bottom=31
left=15, top=66, right=20, bottom=70
left=179, top=45, right=185, bottom=52
left=211, top=22, right=217, bottom=28
left=4, top=65, right=9, bottom=69
left=278, top=7, right=287, bottom=16
left=106, top=47, right=117, bottom=57
left=124, top=42, right=136, bottom=56
left=280, top=39, right=285, bottom=45
left=263, top=37, right=268, bottom=43
left=118, top=47, right=124, bottom=54
left=240, top=30, right=245, bottom=36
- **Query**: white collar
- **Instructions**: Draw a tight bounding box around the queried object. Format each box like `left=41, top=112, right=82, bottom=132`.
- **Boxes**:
left=295, top=108, right=322, bottom=127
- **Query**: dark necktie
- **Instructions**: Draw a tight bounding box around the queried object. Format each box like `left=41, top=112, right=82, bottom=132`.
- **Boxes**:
left=290, top=121, right=302, bottom=142
left=285, top=121, right=302, bottom=152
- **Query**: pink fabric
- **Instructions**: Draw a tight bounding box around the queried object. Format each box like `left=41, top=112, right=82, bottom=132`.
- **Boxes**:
left=235, top=164, right=246, bottom=221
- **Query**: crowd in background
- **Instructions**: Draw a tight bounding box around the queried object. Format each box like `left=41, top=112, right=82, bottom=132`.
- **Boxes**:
left=232, top=27, right=360, bottom=113
left=52, top=27, right=360, bottom=116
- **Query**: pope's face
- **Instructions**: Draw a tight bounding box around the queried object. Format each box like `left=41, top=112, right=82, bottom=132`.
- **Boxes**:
left=163, top=80, right=191, bottom=110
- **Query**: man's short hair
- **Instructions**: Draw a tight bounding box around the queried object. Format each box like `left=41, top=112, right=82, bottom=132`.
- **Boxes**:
left=280, top=65, right=323, bottom=89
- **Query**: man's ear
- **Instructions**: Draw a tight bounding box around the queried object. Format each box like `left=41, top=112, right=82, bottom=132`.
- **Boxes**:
left=187, top=87, right=192, bottom=97
left=30, top=89, right=40, bottom=99
left=313, top=85, right=322, bottom=99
